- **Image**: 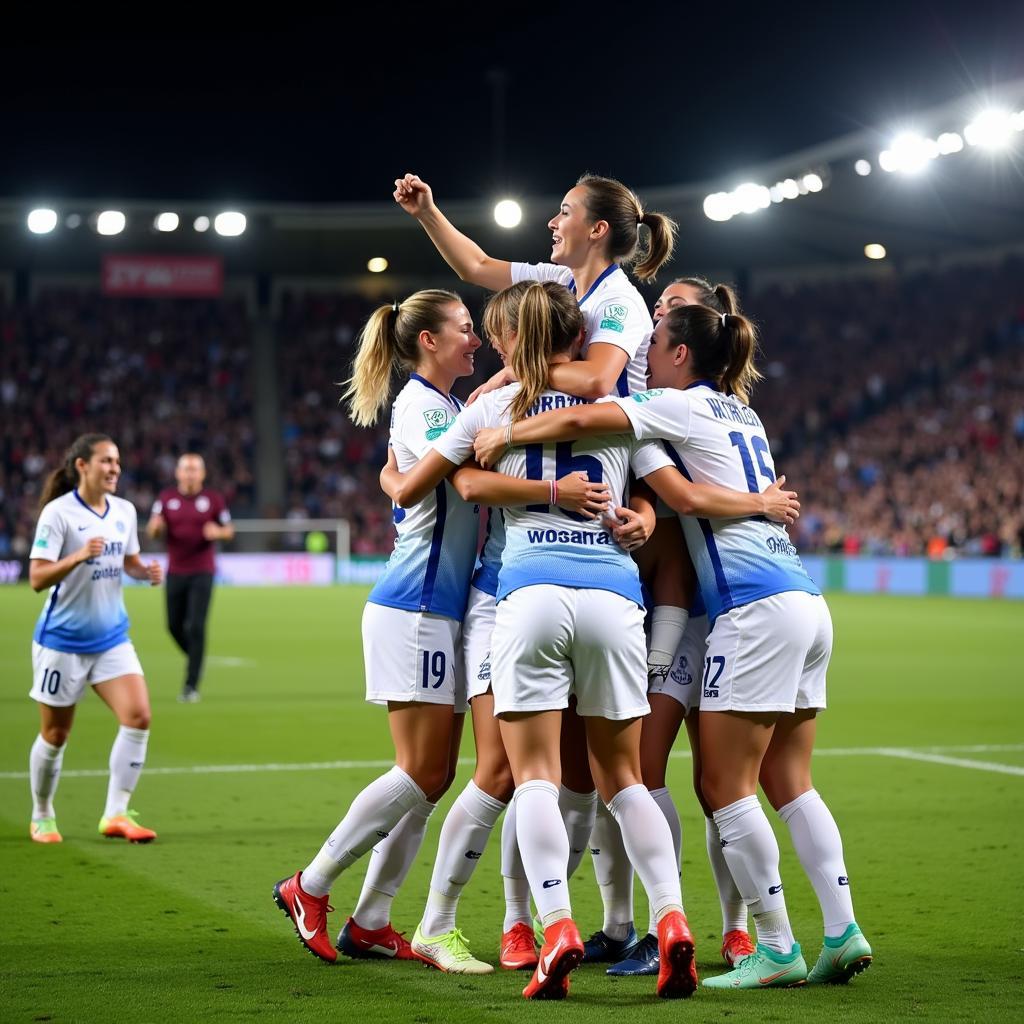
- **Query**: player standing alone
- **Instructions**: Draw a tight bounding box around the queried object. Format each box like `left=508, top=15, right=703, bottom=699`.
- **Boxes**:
left=27, top=433, right=162, bottom=844
left=147, top=454, right=234, bottom=702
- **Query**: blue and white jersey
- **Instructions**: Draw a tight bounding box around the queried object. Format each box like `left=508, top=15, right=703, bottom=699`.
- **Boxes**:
left=433, top=384, right=660, bottom=606
left=472, top=508, right=505, bottom=598
left=619, top=384, right=820, bottom=623
left=369, top=374, right=480, bottom=622
left=511, top=262, right=653, bottom=396
left=30, top=490, right=140, bottom=654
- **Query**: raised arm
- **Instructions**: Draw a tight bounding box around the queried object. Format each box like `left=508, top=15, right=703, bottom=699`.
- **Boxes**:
left=394, top=174, right=513, bottom=292
left=547, top=344, right=630, bottom=401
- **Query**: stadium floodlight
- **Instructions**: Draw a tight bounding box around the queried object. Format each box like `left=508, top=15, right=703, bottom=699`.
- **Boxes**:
left=194, top=216, right=211, bottom=232
left=493, top=199, right=522, bottom=228
left=964, top=109, right=1014, bottom=149
left=96, top=210, right=126, bottom=235
left=732, top=183, right=771, bottom=214
left=769, top=184, right=785, bottom=203
left=802, top=173, right=824, bottom=193
left=780, top=178, right=800, bottom=200
left=854, top=159, right=872, bottom=176
left=367, top=257, right=388, bottom=273
left=27, top=208, right=58, bottom=234
left=937, top=132, right=964, bottom=155
left=214, top=211, right=246, bottom=237
left=1013, top=110, right=1024, bottom=132
left=702, top=192, right=735, bottom=221
left=864, top=243, right=887, bottom=260
left=881, top=133, right=938, bottom=174
left=154, top=212, right=180, bottom=232
left=65, top=214, right=82, bottom=229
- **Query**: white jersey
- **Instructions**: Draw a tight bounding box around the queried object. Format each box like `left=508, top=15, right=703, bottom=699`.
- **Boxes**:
left=30, top=490, right=140, bottom=654
left=472, top=507, right=505, bottom=598
left=369, top=374, right=480, bottom=622
left=511, top=262, right=652, bottom=396
left=432, top=384, right=658, bottom=606
left=618, top=383, right=820, bottom=623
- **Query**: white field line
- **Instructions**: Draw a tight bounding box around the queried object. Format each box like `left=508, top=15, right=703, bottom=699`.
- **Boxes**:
left=0, top=744, right=1021, bottom=782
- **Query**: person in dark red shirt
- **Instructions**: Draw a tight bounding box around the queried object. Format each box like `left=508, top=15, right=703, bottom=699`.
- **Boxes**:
left=146, top=454, right=234, bottom=702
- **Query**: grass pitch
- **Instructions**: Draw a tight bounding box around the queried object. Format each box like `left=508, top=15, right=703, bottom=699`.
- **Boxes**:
left=1, top=586, right=1021, bottom=1023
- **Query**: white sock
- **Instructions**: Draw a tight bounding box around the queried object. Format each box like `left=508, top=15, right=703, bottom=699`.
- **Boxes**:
left=713, top=796, right=795, bottom=954
left=515, top=780, right=571, bottom=924
left=30, top=735, right=65, bottom=819
left=353, top=798, right=435, bottom=930
left=778, top=789, right=856, bottom=938
left=590, top=800, right=634, bottom=941
left=607, top=784, right=682, bottom=923
left=103, top=726, right=148, bottom=819
left=500, top=800, right=531, bottom=931
left=558, top=785, right=597, bottom=879
left=706, top=815, right=748, bottom=935
left=420, top=780, right=506, bottom=935
left=301, top=766, right=427, bottom=898
left=647, top=787, right=682, bottom=934
left=648, top=606, right=689, bottom=678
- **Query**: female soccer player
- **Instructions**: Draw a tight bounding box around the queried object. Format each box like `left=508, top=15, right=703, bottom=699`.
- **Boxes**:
left=379, top=282, right=646, bottom=974
left=474, top=303, right=873, bottom=989
left=379, top=281, right=800, bottom=999
left=394, top=170, right=673, bottom=400
left=27, top=433, right=162, bottom=844
left=272, top=289, right=606, bottom=969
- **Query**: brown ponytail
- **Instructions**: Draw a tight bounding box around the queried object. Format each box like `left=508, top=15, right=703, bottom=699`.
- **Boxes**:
left=577, top=174, right=677, bottom=282
left=484, top=281, right=584, bottom=422
left=661, top=305, right=763, bottom=405
left=342, top=289, right=461, bottom=427
left=39, top=433, right=112, bottom=512
left=670, top=276, right=741, bottom=315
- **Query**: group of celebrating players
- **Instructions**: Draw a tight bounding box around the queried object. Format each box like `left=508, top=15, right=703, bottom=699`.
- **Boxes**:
left=26, top=169, right=872, bottom=1000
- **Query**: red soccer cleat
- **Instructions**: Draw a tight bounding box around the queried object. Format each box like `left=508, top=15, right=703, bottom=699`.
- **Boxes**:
left=656, top=910, right=698, bottom=999
left=500, top=922, right=539, bottom=971
left=522, top=918, right=584, bottom=1000
left=272, top=871, right=337, bottom=963
left=336, top=917, right=417, bottom=960
left=721, top=928, right=756, bottom=966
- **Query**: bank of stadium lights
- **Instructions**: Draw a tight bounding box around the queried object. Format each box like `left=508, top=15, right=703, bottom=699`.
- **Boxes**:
left=27, top=208, right=58, bottom=234
left=367, top=257, right=388, bottom=273
left=493, top=199, right=522, bottom=228
left=705, top=172, right=826, bottom=222
left=874, top=107, right=1024, bottom=174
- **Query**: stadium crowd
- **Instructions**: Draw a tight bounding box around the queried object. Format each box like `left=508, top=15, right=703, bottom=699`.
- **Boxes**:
left=2, top=257, right=1022, bottom=560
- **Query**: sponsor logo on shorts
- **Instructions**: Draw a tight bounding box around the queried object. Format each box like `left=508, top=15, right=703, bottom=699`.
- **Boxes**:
left=526, top=528, right=612, bottom=546
left=670, top=655, right=692, bottom=686
left=477, top=656, right=491, bottom=682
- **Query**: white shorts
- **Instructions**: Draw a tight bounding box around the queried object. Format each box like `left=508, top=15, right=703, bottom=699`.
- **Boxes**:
left=30, top=641, right=144, bottom=708
left=362, top=602, right=466, bottom=712
left=491, top=585, right=649, bottom=720
left=462, top=586, right=496, bottom=703
left=648, top=615, right=709, bottom=715
left=699, top=592, right=832, bottom=714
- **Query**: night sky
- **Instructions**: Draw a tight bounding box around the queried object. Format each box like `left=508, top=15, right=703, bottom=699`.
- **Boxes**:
left=3, top=1, right=1022, bottom=204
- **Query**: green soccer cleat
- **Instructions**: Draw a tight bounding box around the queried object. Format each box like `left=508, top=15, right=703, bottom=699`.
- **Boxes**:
left=807, top=924, right=873, bottom=984
left=702, top=942, right=807, bottom=989
left=411, top=924, right=494, bottom=974
left=30, top=817, right=63, bottom=844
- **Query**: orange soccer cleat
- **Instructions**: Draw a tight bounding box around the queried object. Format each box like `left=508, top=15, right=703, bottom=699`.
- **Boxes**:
left=656, top=910, right=698, bottom=999
left=522, top=918, right=584, bottom=1000
left=721, top=928, right=756, bottom=966
left=272, top=871, right=337, bottom=963
left=336, top=917, right=417, bottom=960
left=500, top=922, right=539, bottom=971
left=98, top=810, right=157, bottom=843
left=30, top=817, right=63, bottom=844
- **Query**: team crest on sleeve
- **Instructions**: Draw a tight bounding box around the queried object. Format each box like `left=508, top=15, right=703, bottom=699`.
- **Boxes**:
left=631, top=388, right=664, bottom=403
left=195, top=495, right=211, bottom=513
left=423, top=408, right=453, bottom=440
left=35, top=524, right=50, bottom=548
left=599, top=303, right=628, bottom=333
